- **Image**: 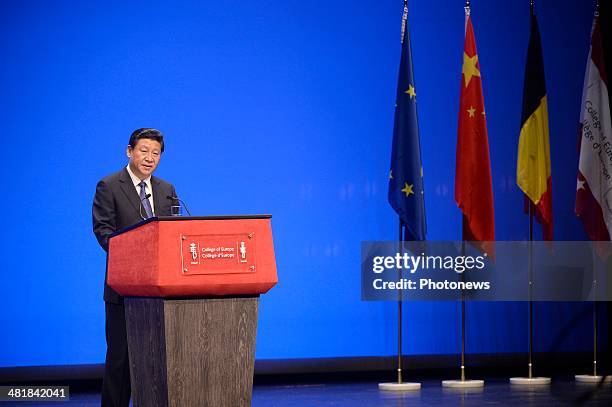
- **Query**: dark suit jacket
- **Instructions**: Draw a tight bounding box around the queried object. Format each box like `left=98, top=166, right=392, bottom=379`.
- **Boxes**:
left=93, top=168, right=176, bottom=304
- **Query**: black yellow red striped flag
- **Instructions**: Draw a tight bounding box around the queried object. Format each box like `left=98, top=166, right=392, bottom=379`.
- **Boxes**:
left=516, top=7, right=553, bottom=240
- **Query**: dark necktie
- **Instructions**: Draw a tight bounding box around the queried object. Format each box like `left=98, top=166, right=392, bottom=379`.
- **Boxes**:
left=139, top=181, right=154, bottom=218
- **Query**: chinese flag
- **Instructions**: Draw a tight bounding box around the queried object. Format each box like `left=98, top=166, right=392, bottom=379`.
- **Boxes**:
left=454, top=15, right=495, bottom=244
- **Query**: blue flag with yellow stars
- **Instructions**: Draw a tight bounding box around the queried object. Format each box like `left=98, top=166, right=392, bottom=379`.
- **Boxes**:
left=388, top=3, right=426, bottom=241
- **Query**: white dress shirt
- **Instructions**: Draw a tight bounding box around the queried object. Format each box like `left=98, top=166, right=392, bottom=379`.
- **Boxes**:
left=126, top=165, right=155, bottom=215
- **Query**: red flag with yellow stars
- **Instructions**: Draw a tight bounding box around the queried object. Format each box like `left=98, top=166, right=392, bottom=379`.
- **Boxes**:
left=454, top=13, right=495, bottom=244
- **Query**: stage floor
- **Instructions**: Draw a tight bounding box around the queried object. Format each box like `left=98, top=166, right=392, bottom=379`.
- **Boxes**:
left=3, top=378, right=612, bottom=406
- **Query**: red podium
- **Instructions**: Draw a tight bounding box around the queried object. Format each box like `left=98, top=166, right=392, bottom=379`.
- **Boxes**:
left=107, top=215, right=278, bottom=407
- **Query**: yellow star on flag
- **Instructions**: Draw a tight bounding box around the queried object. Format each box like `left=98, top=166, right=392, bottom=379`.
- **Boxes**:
left=462, top=52, right=481, bottom=87
left=405, top=84, right=416, bottom=99
left=467, top=106, right=476, bottom=117
left=401, top=183, right=414, bottom=197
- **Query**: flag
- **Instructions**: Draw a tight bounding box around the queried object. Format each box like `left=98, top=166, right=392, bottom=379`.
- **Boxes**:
left=576, top=14, right=612, bottom=240
left=517, top=9, right=553, bottom=240
left=388, top=3, right=426, bottom=241
left=454, top=12, right=495, bottom=244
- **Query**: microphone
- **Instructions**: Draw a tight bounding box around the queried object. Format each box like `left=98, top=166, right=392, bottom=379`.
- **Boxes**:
left=139, top=193, right=152, bottom=220
left=167, top=195, right=192, bottom=216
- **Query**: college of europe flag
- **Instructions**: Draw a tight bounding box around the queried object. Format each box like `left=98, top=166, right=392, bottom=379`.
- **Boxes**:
left=576, top=12, right=612, bottom=240
left=388, top=3, right=426, bottom=241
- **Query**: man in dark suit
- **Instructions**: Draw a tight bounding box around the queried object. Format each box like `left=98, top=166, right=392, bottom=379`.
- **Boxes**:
left=92, top=128, right=176, bottom=407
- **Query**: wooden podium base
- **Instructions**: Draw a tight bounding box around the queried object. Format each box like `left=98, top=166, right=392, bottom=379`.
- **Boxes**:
left=125, top=296, right=259, bottom=407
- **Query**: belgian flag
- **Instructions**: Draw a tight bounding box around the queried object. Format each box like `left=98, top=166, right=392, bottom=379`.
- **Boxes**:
left=516, top=6, right=553, bottom=240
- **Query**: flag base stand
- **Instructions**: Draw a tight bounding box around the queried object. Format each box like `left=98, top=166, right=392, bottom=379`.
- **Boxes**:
left=509, top=377, right=551, bottom=385
left=378, top=382, right=421, bottom=391
left=442, top=379, right=484, bottom=388
left=575, top=374, right=612, bottom=383
left=378, top=220, right=421, bottom=394
left=510, top=209, right=550, bottom=389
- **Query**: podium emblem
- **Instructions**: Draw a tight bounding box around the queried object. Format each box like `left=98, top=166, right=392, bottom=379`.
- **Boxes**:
left=189, top=243, right=198, bottom=263
left=180, top=233, right=256, bottom=275
left=240, top=241, right=248, bottom=263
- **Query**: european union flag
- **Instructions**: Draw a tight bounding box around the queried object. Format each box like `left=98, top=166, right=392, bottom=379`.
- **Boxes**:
left=388, top=5, right=426, bottom=241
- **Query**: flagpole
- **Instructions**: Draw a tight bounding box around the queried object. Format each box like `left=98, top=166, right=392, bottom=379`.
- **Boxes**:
left=442, top=223, right=483, bottom=388
left=528, top=204, right=533, bottom=380
left=591, top=290, right=598, bottom=378
left=459, top=0, right=468, bottom=385
left=397, top=218, right=404, bottom=384
left=461, top=240, right=466, bottom=382
left=379, top=2, right=422, bottom=391
left=442, top=0, right=485, bottom=388
left=578, top=2, right=600, bottom=382
left=594, top=298, right=597, bottom=377
left=510, top=0, right=550, bottom=386
left=575, top=258, right=608, bottom=382
left=511, top=204, right=549, bottom=384
left=575, top=1, right=610, bottom=384
left=379, top=218, right=421, bottom=391
left=458, top=240, right=467, bottom=383
left=575, top=289, right=611, bottom=383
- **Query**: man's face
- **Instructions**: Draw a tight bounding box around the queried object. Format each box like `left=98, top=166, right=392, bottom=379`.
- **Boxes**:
left=127, top=138, right=162, bottom=180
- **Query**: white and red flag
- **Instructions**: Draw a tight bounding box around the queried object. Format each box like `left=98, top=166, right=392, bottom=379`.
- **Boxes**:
left=576, top=14, right=612, bottom=240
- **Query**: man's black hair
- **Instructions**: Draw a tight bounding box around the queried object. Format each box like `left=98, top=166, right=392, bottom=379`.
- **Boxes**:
left=129, top=128, right=164, bottom=153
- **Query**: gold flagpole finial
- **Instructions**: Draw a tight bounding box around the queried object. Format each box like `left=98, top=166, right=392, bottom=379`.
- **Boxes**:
left=595, top=0, right=600, bottom=17
left=465, top=0, right=471, bottom=16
